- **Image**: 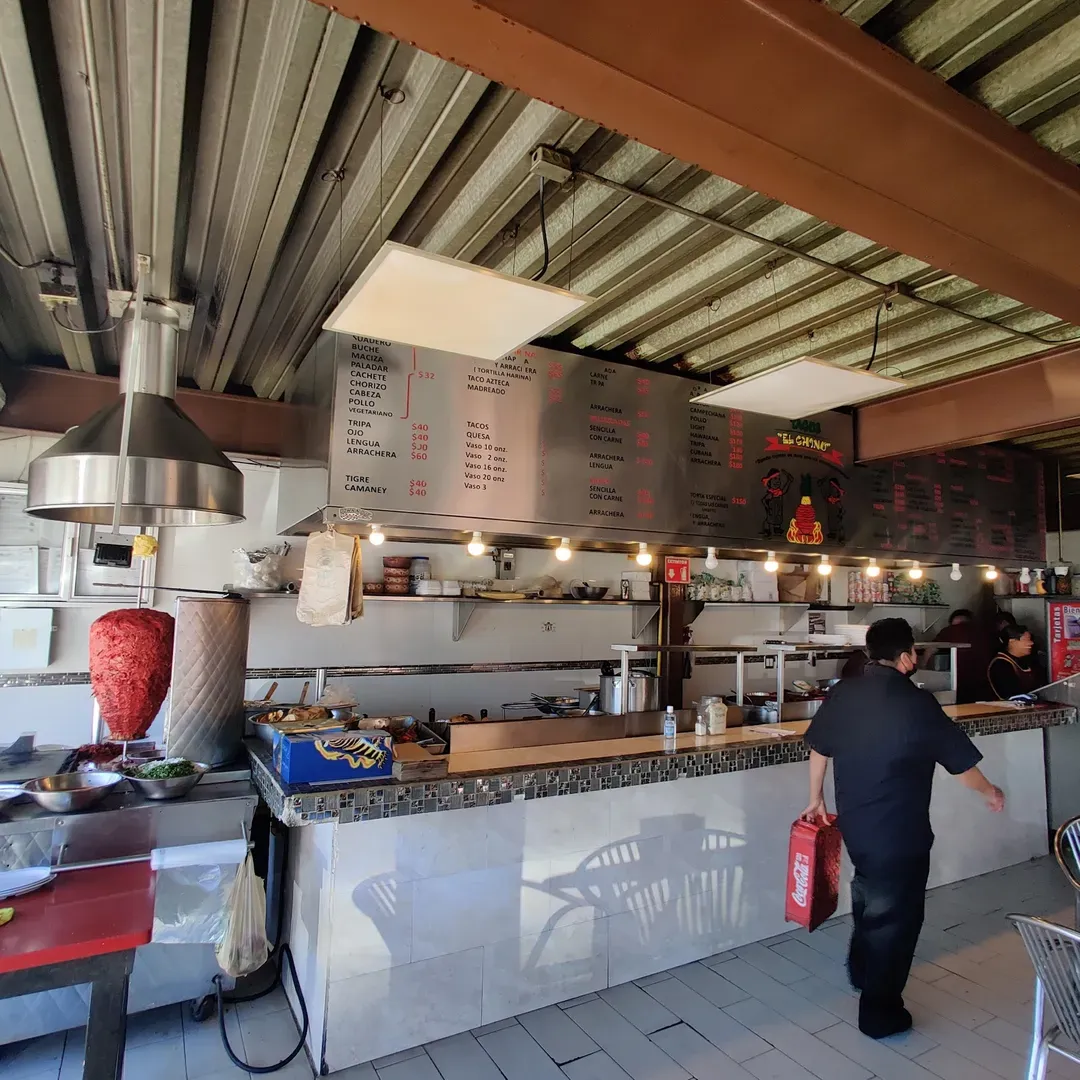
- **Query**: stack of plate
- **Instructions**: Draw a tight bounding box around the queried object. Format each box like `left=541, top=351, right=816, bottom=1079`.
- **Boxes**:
left=835, top=624, right=869, bottom=646
left=414, top=580, right=442, bottom=596
left=0, top=866, right=56, bottom=900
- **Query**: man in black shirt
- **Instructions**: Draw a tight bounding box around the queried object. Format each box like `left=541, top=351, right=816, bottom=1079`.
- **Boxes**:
left=802, top=618, right=1005, bottom=1039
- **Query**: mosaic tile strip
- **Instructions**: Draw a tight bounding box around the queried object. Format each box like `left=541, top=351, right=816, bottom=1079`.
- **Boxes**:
left=248, top=706, right=1077, bottom=827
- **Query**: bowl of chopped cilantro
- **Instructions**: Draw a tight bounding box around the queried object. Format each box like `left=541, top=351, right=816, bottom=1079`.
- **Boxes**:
left=124, top=759, right=209, bottom=800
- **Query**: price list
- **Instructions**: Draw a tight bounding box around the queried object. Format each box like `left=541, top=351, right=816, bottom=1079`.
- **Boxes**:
left=851, top=447, right=1045, bottom=561
left=323, top=333, right=1042, bottom=560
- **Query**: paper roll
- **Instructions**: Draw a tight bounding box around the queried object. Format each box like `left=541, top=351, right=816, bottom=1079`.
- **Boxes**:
left=150, top=839, right=247, bottom=871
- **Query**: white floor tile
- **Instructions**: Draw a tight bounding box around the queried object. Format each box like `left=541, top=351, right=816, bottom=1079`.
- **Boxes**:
left=425, top=1032, right=505, bottom=1080
left=561, top=1052, right=633, bottom=1080
left=724, top=999, right=870, bottom=1080
left=666, top=962, right=748, bottom=1009
left=649, top=1022, right=757, bottom=1079
left=123, top=1036, right=188, bottom=1080
left=375, top=1052, right=441, bottom=1080
left=478, top=1023, right=566, bottom=1079
left=643, top=973, right=769, bottom=1063
left=598, top=983, right=678, bottom=1035
left=744, top=1048, right=823, bottom=1080
left=562, top=1000, right=689, bottom=1080
left=0, top=1032, right=65, bottom=1080
left=813, top=1021, right=935, bottom=1079
left=519, top=1005, right=600, bottom=1064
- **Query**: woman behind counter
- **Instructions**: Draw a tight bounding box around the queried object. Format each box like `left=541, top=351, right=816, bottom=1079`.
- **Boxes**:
left=987, top=623, right=1043, bottom=699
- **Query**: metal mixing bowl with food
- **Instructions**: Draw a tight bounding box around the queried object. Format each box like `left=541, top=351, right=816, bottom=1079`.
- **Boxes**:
left=123, top=759, right=209, bottom=800
left=23, top=771, right=124, bottom=812
left=569, top=583, right=609, bottom=600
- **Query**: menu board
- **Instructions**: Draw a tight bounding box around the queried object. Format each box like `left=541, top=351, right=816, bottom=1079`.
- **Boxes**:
left=850, top=447, right=1045, bottom=561
left=325, top=334, right=1042, bottom=559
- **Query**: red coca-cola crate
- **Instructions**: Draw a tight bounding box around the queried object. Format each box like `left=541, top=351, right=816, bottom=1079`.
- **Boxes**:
left=785, top=815, right=842, bottom=931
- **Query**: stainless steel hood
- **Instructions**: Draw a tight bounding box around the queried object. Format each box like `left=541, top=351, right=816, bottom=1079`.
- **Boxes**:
left=26, top=304, right=244, bottom=526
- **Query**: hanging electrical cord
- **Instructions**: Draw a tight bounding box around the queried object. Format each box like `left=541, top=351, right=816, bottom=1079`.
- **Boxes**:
left=51, top=302, right=126, bottom=335
left=531, top=175, right=550, bottom=282
left=0, top=242, right=51, bottom=272
left=213, top=945, right=309, bottom=1075
left=865, top=295, right=888, bottom=371
left=572, top=166, right=1080, bottom=347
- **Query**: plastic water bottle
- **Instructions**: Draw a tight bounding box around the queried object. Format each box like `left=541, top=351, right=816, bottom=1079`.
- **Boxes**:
left=663, top=704, right=677, bottom=750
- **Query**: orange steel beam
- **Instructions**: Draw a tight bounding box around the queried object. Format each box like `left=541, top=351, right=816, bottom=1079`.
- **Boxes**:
left=0, top=366, right=296, bottom=459
left=855, top=348, right=1080, bottom=461
left=315, top=0, right=1080, bottom=326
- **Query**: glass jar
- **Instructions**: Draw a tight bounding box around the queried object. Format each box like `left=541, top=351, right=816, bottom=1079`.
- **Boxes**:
left=700, top=695, right=727, bottom=734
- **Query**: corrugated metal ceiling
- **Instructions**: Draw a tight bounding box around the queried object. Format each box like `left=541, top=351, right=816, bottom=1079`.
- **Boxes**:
left=0, top=0, right=1078, bottom=462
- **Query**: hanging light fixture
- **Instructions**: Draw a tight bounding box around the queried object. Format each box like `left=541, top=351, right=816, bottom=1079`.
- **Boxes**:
left=690, top=356, right=903, bottom=419
left=985, top=566, right=999, bottom=581
left=908, top=561, right=924, bottom=580
left=635, top=543, right=652, bottom=567
left=368, top=524, right=385, bottom=546
left=816, top=554, right=832, bottom=576
left=555, top=538, right=572, bottom=562
left=467, top=531, right=486, bottom=556
left=704, top=547, right=719, bottom=570
left=865, top=558, right=881, bottom=579
left=950, top=563, right=963, bottom=582
left=763, top=551, right=779, bottom=573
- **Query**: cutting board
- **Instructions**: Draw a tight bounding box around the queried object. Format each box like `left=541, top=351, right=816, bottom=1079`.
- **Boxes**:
left=944, top=702, right=1022, bottom=719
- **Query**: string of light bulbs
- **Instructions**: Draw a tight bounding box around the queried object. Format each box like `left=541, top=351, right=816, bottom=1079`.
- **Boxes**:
left=363, top=529, right=1021, bottom=589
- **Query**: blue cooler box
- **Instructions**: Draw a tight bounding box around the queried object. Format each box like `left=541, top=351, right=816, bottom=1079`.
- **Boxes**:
left=272, top=727, right=393, bottom=785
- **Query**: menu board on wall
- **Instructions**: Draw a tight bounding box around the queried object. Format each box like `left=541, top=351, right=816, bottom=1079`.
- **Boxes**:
left=327, top=336, right=854, bottom=549
left=325, top=334, right=1042, bottom=560
left=850, top=447, right=1045, bottom=561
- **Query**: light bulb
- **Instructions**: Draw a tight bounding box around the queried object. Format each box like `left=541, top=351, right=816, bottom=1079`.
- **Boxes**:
left=763, top=551, right=779, bottom=573
left=817, top=554, right=832, bottom=576
left=1019, top=567, right=1031, bottom=584
left=908, top=561, right=923, bottom=580
left=555, top=538, right=572, bottom=562
left=368, top=524, right=385, bottom=546
left=985, top=566, right=998, bottom=581
left=467, top=531, right=485, bottom=557
left=865, top=558, right=881, bottom=579
left=950, top=563, right=962, bottom=582
left=704, top=547, right=719, bottom=570
left=635, top=542, right=652, bottom=567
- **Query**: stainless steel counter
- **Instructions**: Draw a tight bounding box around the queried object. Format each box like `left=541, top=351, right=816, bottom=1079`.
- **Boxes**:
left=0, top=772, right=256, bottom=871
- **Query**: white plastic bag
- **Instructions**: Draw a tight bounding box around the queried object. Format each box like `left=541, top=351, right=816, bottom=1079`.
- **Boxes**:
left=296, top=528, right=355, bottom=626
left=215, top=852, right=271, bottom=978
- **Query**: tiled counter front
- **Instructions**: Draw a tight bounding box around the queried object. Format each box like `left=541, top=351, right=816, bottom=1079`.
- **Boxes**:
left=279, top=715, right=1067, bottom=1072
left=252, top=705, right=1074, bottom=826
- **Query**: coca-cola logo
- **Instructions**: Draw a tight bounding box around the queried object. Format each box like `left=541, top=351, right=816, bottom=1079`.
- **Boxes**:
left=791, top=852, right=810, bottom=908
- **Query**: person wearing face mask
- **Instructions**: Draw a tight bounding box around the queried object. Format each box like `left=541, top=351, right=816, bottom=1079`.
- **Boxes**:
left=988, top=623, right=1042, bottom=699
left=801, top=617, right=1005, bottom=1040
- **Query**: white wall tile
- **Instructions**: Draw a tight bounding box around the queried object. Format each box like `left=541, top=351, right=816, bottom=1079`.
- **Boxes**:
left=487, top=790, right=612, bottom=868
left=411, top=860, right=556, bottom=962
left=481, top=918, right=609, bottom=1025
left=323, top=949, right=483, bottom=1071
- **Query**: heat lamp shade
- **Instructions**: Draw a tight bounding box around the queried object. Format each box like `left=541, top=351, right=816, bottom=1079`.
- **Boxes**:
left=690, top=357, right=905, bottom=418
left=322, top=241, right=592, bottom=361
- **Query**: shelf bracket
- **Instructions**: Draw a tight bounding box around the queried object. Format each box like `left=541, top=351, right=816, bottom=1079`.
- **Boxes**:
left=685, top=600, right=705, bottom=625
left=451, top=601, right=476, bottom=642
left=631, top=604, right=659, bottom=640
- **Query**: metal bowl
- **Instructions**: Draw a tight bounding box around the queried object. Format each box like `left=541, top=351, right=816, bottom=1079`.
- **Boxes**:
left=570, top=585, right=609, bottom=600
left=22, top=771, right=124, bottom=813
left=125, top=763, right=209, bottom=801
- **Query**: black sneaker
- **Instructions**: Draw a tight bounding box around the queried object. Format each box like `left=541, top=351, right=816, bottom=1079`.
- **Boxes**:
left=858, top=1001, right=912, bottom=1040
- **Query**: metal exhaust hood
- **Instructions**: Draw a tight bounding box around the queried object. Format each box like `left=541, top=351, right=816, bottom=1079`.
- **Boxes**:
left=26, top=304, right=244, bottom=526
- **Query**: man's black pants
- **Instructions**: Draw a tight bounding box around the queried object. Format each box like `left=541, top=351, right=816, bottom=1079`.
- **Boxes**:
left=846, top=850, right=931, bottom=1022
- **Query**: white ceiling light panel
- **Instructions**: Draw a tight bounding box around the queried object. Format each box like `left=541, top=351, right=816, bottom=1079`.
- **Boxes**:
left=322, top=241, right=592, bottom=361
left=690, top=356, right=905, bottom=418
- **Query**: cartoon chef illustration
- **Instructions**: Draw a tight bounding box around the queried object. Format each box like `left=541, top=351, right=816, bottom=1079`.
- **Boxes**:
left=761, top=468, right=793, bottom=539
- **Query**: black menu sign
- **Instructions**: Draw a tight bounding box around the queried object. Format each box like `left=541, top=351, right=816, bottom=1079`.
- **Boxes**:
left=851, top=446, right=1045, bottom=561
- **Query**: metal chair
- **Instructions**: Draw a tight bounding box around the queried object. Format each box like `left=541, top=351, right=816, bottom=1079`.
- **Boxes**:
left=1053, top=815, right=1080, bottom=928
left=1008, top=914, right=1080, bottom=1080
